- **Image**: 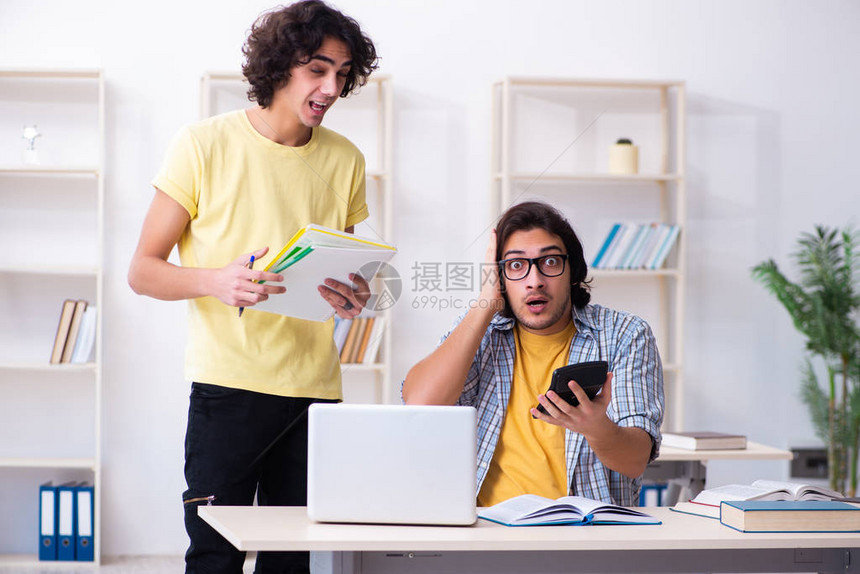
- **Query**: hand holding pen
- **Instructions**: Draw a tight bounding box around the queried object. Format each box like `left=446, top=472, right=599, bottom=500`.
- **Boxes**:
left=209, top=247, right=283, bottom=316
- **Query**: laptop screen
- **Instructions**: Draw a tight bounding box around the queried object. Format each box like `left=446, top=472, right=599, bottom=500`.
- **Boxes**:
left=307, top=403, right=477, bottom=525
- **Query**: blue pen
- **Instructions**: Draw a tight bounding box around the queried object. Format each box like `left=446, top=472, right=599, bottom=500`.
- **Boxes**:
left=238, top=255, right=255, bottom=318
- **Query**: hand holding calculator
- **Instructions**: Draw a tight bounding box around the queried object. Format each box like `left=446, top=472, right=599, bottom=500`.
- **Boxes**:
left=535, top=360, right=608, bottom=415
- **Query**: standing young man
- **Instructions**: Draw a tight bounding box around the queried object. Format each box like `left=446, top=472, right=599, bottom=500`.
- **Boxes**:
left=403, top=201, right=664, bottom=507
left=128, top=2, right=378, bottom=572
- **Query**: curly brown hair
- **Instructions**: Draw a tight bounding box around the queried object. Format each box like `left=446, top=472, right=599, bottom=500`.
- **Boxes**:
left=242, top=1, right=379, bottom=108
left=495, top=201, right=592, bottom=316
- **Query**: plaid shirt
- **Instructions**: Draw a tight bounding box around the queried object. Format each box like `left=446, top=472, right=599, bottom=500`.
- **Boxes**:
left=446, top=303, right=664, bottom=506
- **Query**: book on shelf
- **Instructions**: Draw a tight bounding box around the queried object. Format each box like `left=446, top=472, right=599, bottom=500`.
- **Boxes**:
left=691, top=479, right=844, bottom=507
left=49, top=299, right=95, bottom=365
left=639, top=223, right=670, bottom=268
left=339, top=317, right=362, bottom=362
left=60, top=300, right=88, bottom=363
left=355, top=318, right=373, bottom=362
left=346, top=318, right=368, bottom=363
left=720, top=500, right=860, bottom=533
left=477, top=494, right=660, bottom=527
left=648, top=224, right=681, bottom=269
left=355, top=317, right=375, bottom=363
left=628, top=222, right=661, bottom=269
left=333, top=317, right=352, bottom=353
left=333, top=315, right=386, bottom=365
left=594, top=223, right=624, bottom=269
left=591, top=223, right=681, bottom=270
left=253, top=224, right=396, bottom=322
left=49, top=299, right=77, bottom=364
left=362, top=316, right=385, bottom=364
left=603, top=223, right=637, bottom=269
left=70, top=306, right=97, bottom=364
left=661, top=431, right=747, bottom=450
left=619, top=224, right=649, bottom=269
left=591, top=223, right=621, bottom=268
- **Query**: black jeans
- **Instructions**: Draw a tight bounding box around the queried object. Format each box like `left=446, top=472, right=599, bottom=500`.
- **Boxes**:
left=182, top=382, right=336, bottom=574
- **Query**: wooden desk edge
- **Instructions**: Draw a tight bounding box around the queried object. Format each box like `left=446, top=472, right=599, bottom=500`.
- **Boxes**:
left=198, top=506, right=859, bottom=553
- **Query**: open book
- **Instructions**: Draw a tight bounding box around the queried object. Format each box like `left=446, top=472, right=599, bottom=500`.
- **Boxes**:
left=252, top=224, right=396, bottom=322
left=478, top=494, right=660, bottom=527
left=690, top=480, right=843, bottom=507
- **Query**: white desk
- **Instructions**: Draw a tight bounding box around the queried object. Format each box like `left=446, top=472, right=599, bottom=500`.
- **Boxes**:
left=199, top=506, right=858, bottom=574
left=647, top=441, right=794, bottom=504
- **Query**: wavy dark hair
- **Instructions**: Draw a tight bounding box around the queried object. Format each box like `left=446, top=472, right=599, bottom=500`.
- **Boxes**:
left=242, top=0, right=379, bottom=108
left=495, top=201, right=591, bottom=317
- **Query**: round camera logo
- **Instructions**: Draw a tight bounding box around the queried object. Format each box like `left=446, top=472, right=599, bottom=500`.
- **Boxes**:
left=359, top=261, right=402, bottom=311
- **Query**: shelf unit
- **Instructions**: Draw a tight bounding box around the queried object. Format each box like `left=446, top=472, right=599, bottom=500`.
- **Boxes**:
left=200, top=72, right=395, bottom=404
left=491, top=76, right=686, bottom=429
left=0, top=69, right=104, bottom=563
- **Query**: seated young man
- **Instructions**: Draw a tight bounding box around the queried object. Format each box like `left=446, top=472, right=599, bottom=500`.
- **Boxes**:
left=403, top=201, right=664, bottom=506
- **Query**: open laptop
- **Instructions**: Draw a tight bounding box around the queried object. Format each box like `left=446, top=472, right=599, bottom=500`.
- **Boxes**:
left=307, top=403, right=477, bottom=525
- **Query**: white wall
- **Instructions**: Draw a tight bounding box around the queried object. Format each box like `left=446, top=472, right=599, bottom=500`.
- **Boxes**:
left=1, top=0, right=859, bottom=556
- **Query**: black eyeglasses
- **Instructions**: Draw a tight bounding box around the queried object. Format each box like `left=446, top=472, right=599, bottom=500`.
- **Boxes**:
left=498, top=254, right=568, bottom=281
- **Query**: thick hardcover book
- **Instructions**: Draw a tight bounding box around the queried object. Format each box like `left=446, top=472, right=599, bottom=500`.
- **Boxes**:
left=720, top=500, right=860, bottom=533
left=478, top=494, right=660, bottom=527
left=661, top=431, right=747, bottom=450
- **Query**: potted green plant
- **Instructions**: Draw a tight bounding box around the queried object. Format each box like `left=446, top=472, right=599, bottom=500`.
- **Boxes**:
left=751, top=226, right=860, bottom=496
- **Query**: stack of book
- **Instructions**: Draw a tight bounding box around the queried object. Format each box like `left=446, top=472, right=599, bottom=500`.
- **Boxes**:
left=39, top=481, right=95, bottom=561
left=670, top=479, right=845, bottom=521
left=49, top=299, right=97, bottom=365
left=591, top=222, right=681, bottom=270
left=334, top=316, right=386, bottom=364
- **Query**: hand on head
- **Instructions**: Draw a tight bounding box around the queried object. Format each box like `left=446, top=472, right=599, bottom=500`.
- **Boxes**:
left=480, top=229, right=505, bottom=312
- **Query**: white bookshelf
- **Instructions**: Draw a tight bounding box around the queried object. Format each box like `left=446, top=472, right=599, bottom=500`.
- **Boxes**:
left=200, top=72, right=396, bottom=404
left=491, top=76, right=686, bottom=430
left=0, top=69, right=104, bottom=563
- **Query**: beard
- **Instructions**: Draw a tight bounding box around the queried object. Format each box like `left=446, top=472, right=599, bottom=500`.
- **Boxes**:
left=512, top=294, right=572, bottom=333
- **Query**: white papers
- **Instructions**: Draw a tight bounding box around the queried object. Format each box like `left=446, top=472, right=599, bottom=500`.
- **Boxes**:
left=252, top=245, right=396, bottom=322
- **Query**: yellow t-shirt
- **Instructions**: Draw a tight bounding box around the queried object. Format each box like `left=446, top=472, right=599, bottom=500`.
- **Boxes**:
left=477, top=321, right=576, bottom=507
left=152, top=109, right=368, bottom=399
